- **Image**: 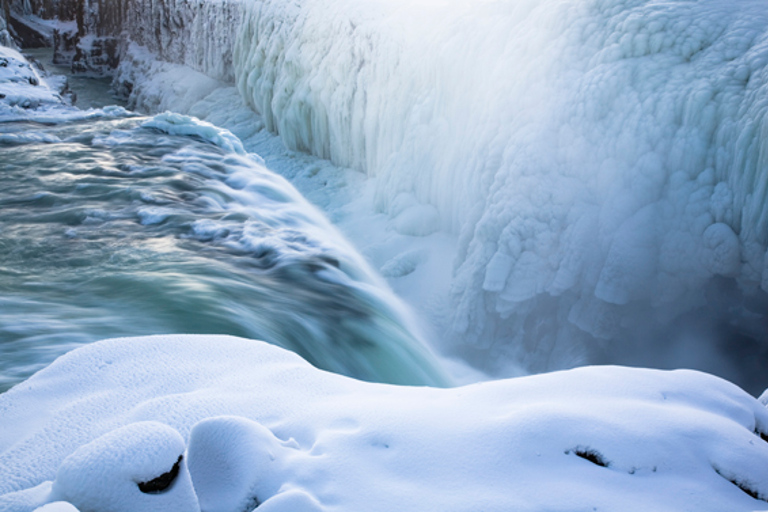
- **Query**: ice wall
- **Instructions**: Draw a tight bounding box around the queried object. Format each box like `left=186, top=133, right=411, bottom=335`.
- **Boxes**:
left=103, top=0, right=241, bottom=82
left=233, top=0, right=768, bottom=376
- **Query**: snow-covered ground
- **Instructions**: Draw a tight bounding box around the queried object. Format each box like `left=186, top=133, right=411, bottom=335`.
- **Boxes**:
left=2, top=334, right=768, bottom=512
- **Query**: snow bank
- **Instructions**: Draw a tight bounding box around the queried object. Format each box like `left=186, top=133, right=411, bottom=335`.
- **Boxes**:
left=0, top=46, right=130, bottom=122
left=0, top=46, right=62, bottom=110
left=1, top=335, right=768, bottom=512
left=231, top=0, right=768, bottom=371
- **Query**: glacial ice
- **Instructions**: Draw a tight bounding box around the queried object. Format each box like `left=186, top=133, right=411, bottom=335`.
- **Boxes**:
left=1, top=335, right=768, bottom=511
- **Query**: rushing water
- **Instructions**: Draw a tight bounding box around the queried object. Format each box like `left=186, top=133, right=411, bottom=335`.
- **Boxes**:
left=0, top=111, right=449, bottom=391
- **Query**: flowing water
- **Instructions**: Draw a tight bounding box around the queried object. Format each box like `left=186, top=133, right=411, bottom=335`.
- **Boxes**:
left=22, top=47, right=124, bottom=110
left=0, top=112, right=449, bottom=391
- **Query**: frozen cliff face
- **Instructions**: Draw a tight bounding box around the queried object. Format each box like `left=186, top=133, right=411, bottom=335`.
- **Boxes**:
left=1, top=0, right=20, bottom=48
left=112, top=0, right=240, bottom=83
left=37, top=0, right=242, bottom=80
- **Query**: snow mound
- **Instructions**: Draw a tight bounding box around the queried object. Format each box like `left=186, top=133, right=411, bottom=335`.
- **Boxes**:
left=52, top=422, right=198, bottom=512
left=1, top=335, right=768, bottom=511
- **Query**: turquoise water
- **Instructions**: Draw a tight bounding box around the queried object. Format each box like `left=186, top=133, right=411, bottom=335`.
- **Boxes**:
left=0, top=115, right=449, bottom=391
left=22, top=47, right=125, bottom=110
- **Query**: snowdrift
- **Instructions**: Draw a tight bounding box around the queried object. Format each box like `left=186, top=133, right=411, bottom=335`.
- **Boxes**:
left=1, top=335, right=768, bottom=512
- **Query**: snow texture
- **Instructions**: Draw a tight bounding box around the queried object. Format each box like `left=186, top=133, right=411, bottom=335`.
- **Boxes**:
left=1, top=335, right=768, bottom=512
left=0, top=46, right=62, bottom=110
left=51, top=422, right=198, bottom=512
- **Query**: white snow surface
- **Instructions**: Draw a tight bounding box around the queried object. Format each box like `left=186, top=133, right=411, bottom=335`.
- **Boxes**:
left=1, top=335, right=768, bottom=512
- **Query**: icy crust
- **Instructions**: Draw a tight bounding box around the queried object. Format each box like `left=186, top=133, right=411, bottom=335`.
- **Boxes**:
left=1, top=335, right=768, bottom=512
left=142, top=112, right=246, bottom=154
left=231, top=0, right=768, bottom=364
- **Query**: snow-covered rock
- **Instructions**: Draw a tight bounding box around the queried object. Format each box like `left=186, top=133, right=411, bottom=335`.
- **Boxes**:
left=0, top=45, right=63, bottom=110
left=51, top=422, right=198, bottom=512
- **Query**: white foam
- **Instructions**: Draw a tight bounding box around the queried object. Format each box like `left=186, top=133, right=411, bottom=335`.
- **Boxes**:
left=142, top=112, right=246, bottom=155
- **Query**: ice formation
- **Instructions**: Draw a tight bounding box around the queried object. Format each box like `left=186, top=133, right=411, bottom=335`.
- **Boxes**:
left=0, top=7, right=15, bottom=48
left=230, top=0, right=768, bottom=372
left=1, top=335, right=768, bottom=511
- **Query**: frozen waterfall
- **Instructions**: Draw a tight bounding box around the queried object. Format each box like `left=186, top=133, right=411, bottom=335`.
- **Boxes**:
left=230, top=0, right=768, bottom=382
left=6, top=0, right=768, bottom=387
